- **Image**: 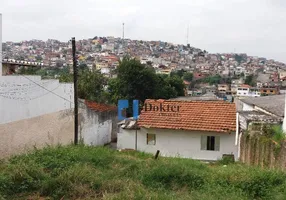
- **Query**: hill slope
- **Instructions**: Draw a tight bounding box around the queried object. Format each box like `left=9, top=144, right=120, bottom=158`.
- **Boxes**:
left=0, top=145, right=286, bottom=200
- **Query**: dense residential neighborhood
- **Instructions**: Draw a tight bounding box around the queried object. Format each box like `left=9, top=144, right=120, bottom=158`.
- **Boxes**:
left=2, top=33, right=286, bottom=162
left=2, top=0, right=286, bottom=197
left=3, top=36, right=286, bottom=100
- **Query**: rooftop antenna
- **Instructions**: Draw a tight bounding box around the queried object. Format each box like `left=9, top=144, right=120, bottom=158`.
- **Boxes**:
left=186, top=25, right=189, bottom=45
left=122, top=22, right=125, bottom=40
left=122, top=22, right=125, bottom=55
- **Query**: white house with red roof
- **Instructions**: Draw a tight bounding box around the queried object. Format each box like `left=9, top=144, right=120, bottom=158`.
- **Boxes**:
left=117, top=99, right=239, bottom=161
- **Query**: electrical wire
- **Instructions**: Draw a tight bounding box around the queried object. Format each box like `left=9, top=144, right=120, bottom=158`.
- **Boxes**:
left=19, top=74, right=74, bottom=104
left=0, top=84, right=61, bottom=101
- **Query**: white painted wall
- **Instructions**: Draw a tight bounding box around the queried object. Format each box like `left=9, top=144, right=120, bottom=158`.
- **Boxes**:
left=118, top=128, right=238, bottom=161
left=0, top=14, right=2, bottom=76
left=0, top=76, right=74, bottom=124
left=79, top=103, right=113, bottom=146
left=101, top=67, right=110, bottom=74
left=242, top=102, right=254, bottom=111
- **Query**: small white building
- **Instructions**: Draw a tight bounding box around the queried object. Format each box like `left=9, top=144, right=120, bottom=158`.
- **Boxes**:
left=79, top=100, right=118, bottom=146
left=237, top=84, right=260, bottom=97
left=117, top=100, right=238, bottom=161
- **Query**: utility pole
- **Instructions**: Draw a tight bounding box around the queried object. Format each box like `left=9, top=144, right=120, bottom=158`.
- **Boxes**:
left=72, top=37, right=78, bottom=145
left=186, top=25, right=189, bottom=45
left=122, top=23, right=125, bottom=55
left=135, top=120, right=138, bottom=150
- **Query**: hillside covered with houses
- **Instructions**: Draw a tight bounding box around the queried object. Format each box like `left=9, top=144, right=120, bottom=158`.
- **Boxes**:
left=2, top=36, right=286, bottom=100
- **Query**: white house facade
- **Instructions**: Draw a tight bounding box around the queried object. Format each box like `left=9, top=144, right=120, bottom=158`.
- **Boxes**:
left=118, top=127, right=238, bottom=161
left=117, top=99, right=238, bottom=161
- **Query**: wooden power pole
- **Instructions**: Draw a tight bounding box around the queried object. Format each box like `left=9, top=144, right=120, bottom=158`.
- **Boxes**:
left=72, top=37, right=78, bottom=145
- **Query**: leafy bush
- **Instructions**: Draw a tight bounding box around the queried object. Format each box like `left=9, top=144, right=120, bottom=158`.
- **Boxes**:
left=217, top=155, right=235, bottom=165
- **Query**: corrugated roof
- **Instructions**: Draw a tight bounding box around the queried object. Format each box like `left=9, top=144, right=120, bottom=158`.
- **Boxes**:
left=240, top=95, right=285, bottom=117
left=239, top=110, right=283, bottom=122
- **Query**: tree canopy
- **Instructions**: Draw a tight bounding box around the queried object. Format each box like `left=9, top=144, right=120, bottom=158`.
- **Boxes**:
left=183, top=72, right=193, bottom=82
left=201, top=74, right=222, bottom=85
left=170, top=69, right=186, bottom=78
left=107, top=57, right=185, bottom=105
left=245, top=74, right=256, bottom=86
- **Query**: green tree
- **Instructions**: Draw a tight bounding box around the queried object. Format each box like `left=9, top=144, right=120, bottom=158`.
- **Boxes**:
left=153, top=75, right=177, bottom=99
left=59, top=73, right=73, bottom=83
left=59, top=68, right=107, bottom=102
left=79, top=63, right=88, bottom=71
left=165, top=76, right=186, bottom=96
left=17, top=66, right=40, bottom=75
left=146, top=61, right=153, bottom=66
left=78, top=69, right=107, bottom=102
left=245, top=74, right=255, bottom=86
left=170, top=69, right=186, bottom=78
left=108, top=57, right=185, bottom=107
left=108, top=57, right=158, bottom=105
left=202, top=74, right=222, bottom=85
left=35, top=69, right=47, bottom=77
left=183, top=72, right=193, bottom=82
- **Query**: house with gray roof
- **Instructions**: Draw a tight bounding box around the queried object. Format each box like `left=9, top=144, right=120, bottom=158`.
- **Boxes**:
left=237, top=95, right=284, bottom=131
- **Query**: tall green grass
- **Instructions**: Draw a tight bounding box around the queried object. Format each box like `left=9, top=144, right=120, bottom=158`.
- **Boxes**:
left=0, top=145, right=286, bottom=199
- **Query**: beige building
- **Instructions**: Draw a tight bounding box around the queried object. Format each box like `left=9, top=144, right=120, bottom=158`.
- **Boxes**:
left=218, top=84, right=230, bottom=94
left=280, top=71, right=286, bottom=80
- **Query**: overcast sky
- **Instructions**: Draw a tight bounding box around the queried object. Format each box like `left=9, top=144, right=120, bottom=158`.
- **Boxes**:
left=1, top=0, right=286, bottom=62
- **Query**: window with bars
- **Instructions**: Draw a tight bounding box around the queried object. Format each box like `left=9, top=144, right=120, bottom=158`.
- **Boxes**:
left=201, top=136, right=220, bottom=151
left=147, top=134, right=156, bottom=145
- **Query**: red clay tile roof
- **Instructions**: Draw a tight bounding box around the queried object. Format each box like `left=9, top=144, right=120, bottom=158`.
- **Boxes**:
left=138, top=99, right=236, bottom=133
left=239, top=84, right=251, bottom=88
left=85, top=100, right=117, bottom=112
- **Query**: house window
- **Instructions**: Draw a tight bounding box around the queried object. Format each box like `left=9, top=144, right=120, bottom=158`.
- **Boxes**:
left=147, top=134, right=156, bottom=145
left=201, top=136, right=220, bottom=151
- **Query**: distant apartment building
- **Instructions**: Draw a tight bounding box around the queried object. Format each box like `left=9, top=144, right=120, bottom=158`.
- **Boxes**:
left=236, top=84, right=260, bottom=97
left=280, top=71, right=286, bottom=80
left=231, top=84, right=237, bottom=95
left=260, top=87, right=280, bottom=96
left=204, top=85, right=217, bottom=93
left=217, top=84, right=230, bottom=94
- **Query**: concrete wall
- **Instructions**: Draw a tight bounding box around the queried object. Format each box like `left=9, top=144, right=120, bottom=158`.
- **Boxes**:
left=79, top=102, right=117, bottom=146
left=0, top=76, right=74, bottom=124
left=0, top=14, right=2, bottom=76
left=0, top=110, right=74, bottom=158
left=118, top=128, right=238, bottom=161
left=242, top=102, right=254, bottom=111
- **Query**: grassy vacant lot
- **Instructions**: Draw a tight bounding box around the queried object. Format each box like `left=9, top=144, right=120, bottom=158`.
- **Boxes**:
left=0, top=145, right=286, bottom=200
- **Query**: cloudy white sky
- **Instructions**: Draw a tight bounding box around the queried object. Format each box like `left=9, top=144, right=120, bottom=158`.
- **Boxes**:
left=1, top=0, right=286, bottom=62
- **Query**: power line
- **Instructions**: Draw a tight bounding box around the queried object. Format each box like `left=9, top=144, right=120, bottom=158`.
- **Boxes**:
left=0, top=80, right=58, bottom=94
left=19, top=74, right=74, bottom=104
left=0, top=84, right=60, bottom=100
